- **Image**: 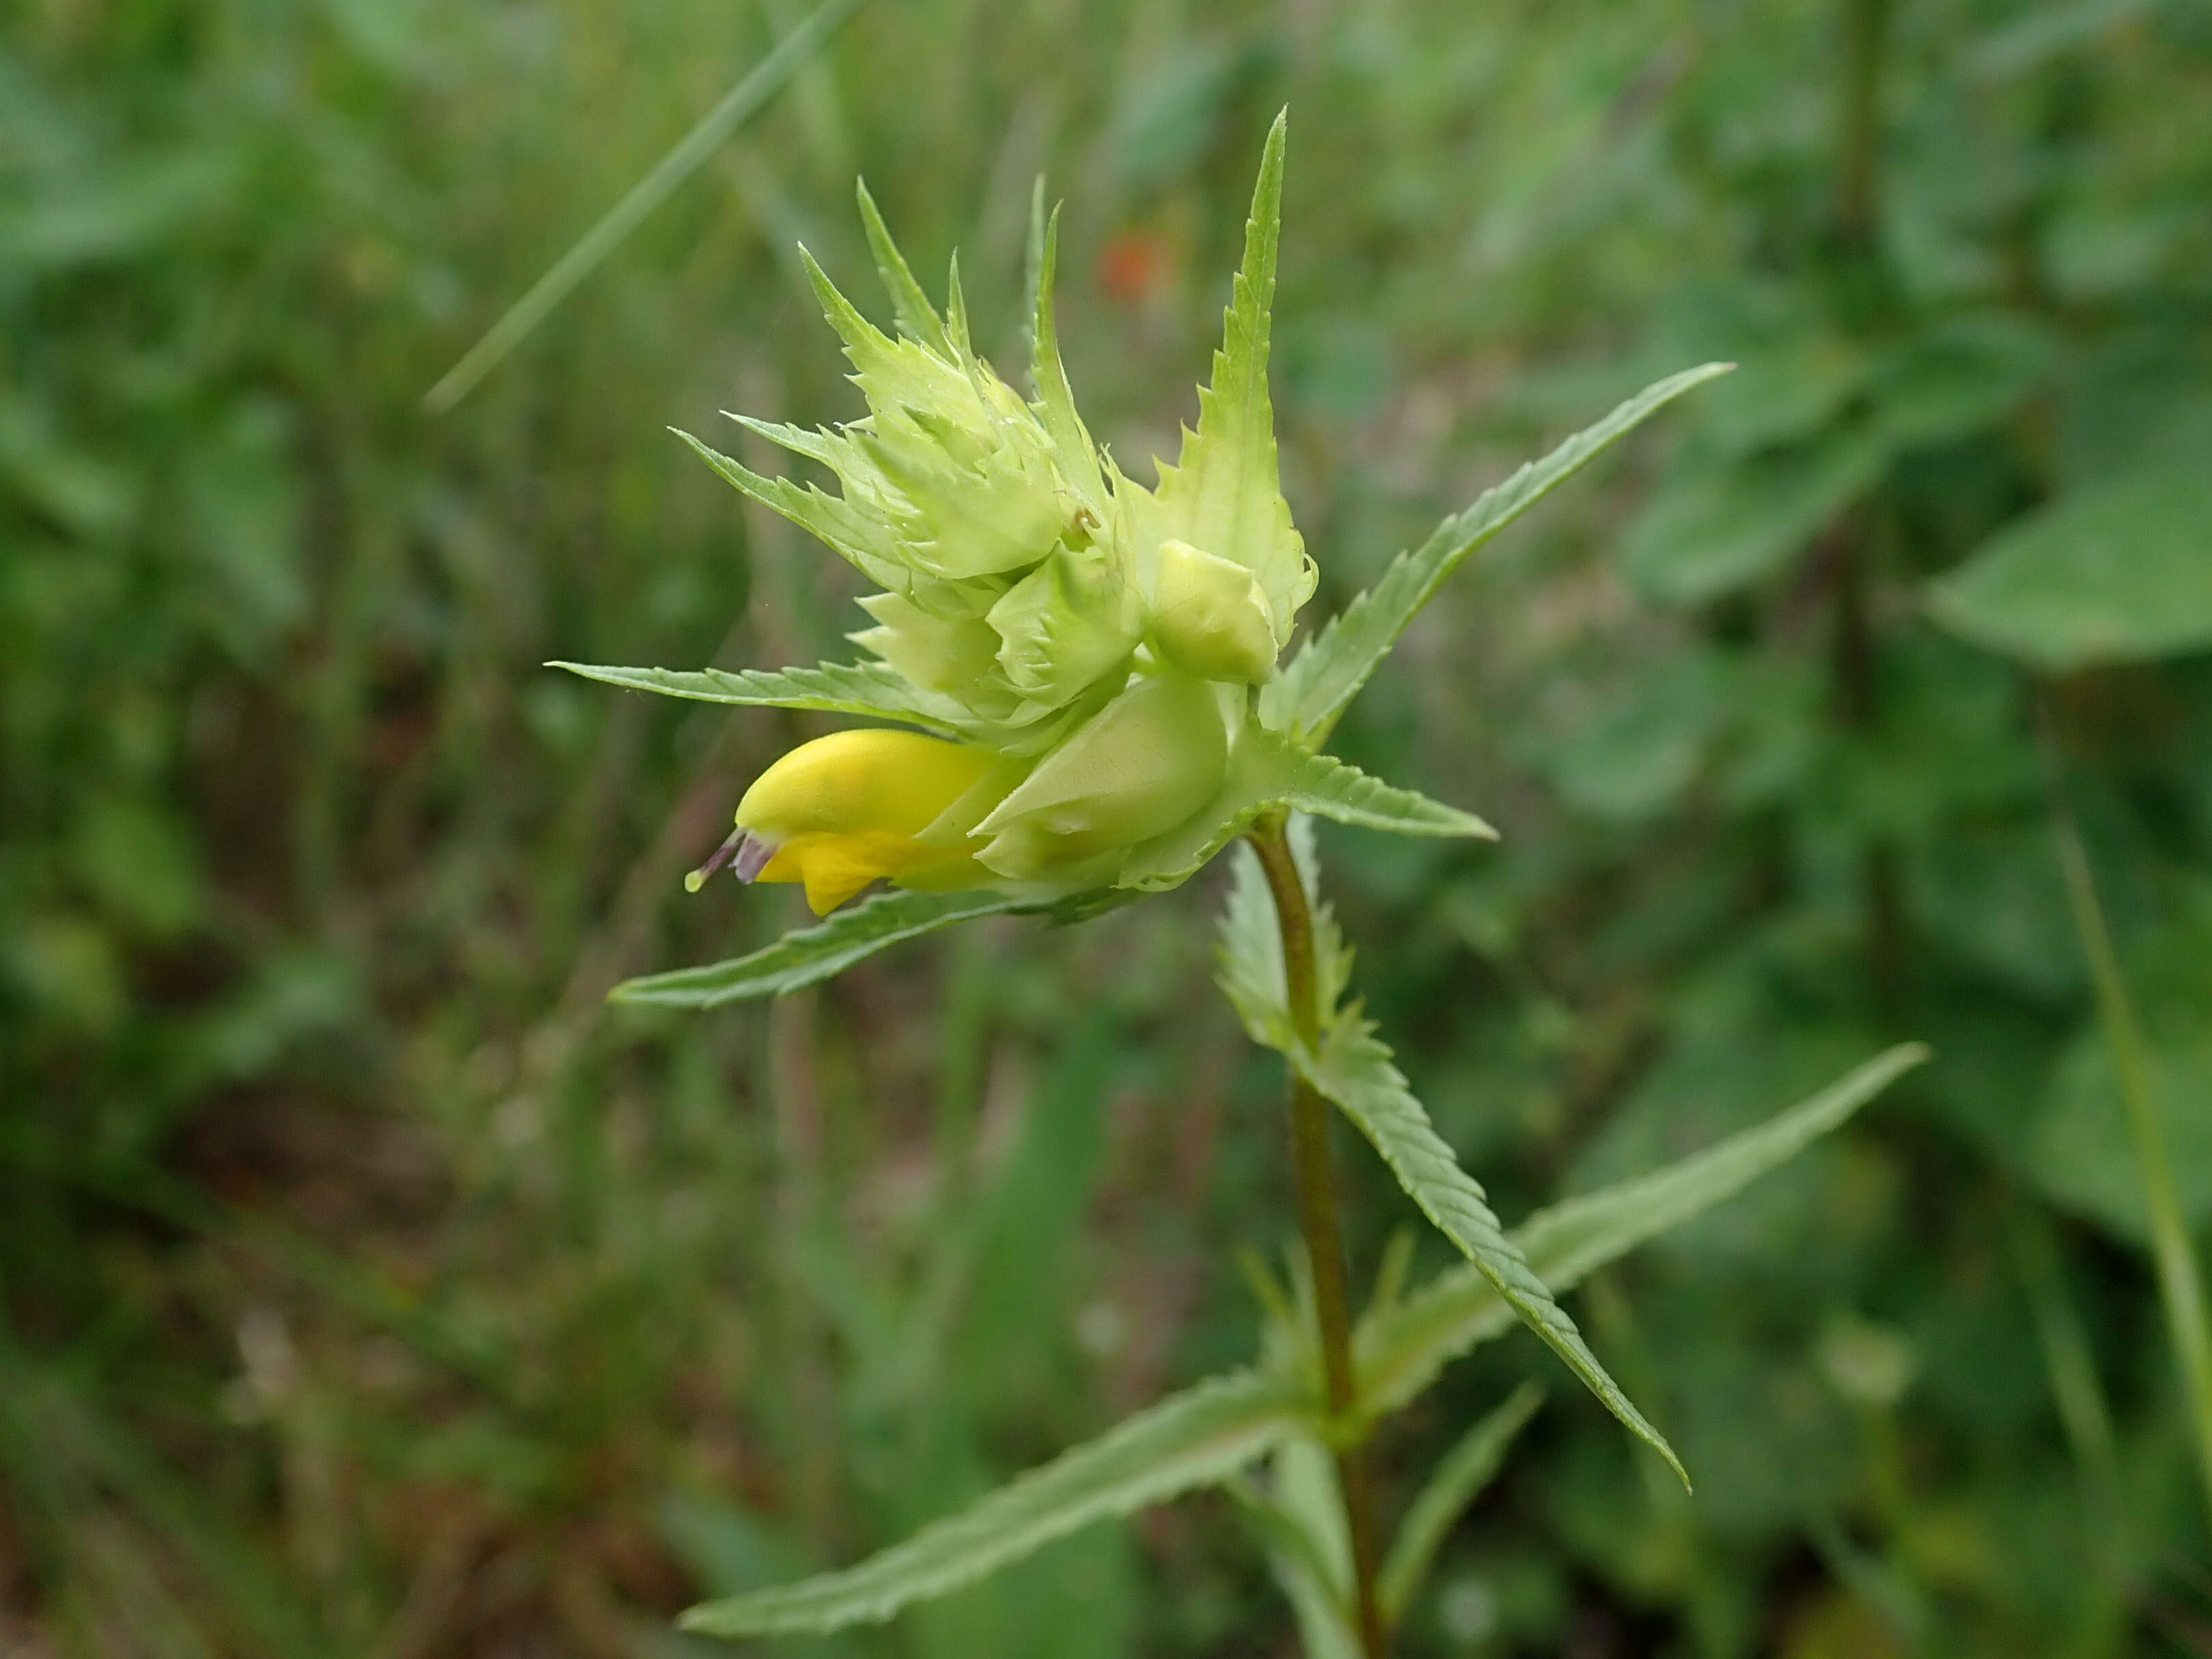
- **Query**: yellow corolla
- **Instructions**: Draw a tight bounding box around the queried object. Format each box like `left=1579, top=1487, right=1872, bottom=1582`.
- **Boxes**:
left=692, top=729, right=999, bottom=915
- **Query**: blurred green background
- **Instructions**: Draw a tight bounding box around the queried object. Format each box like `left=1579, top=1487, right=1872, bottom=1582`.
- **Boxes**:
left=7, top=0, right=2212, bottom=1653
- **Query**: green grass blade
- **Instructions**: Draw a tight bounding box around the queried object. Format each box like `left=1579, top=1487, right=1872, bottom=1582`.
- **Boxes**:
left=1291, top=1011, right=1691, bottom=1488
left=1263, top=362, right=1732, bottom=745
left=56, top=1160, right=521, bottom=1406
left=2010, top=1207, right=2129, bottom=1555
left=678, top=1370, right=1303, bottom=1635
left=25, top=1372, right=318, bottom=1656
left=424, top=0, right=863, bottom=412
left=1354, top=1043, right=1929, bottom=1417
left=2047, top=758, right=2212, bottom=1531
left=612, top=888, right=1057, bottom=1007
left=1377, top=1382, right=1542, bottom=1624
left=549, top=658, right=971, bottom=736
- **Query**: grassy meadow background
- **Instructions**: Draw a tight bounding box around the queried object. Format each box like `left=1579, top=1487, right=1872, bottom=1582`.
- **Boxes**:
left=7, top=0, right=2212, bottom=1653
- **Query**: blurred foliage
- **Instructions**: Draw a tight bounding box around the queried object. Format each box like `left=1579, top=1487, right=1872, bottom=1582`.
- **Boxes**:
left=3, top=0, right=2211, bottom=1654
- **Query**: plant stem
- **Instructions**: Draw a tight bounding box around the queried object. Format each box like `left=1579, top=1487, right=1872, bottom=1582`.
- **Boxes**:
left=2038, top=706, right=2212, bottom=1534
left=1837, top=0, right=1890, bottom=251
left=1830, top=0, right=1906, bottom=1012
left=1248, top=812, right=1388, bottom=1658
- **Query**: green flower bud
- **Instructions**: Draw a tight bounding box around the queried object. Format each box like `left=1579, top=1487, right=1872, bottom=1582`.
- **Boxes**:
left=1146, top=538, right=1280, bottom=684
left=971, top=673, right=1231, bottom=882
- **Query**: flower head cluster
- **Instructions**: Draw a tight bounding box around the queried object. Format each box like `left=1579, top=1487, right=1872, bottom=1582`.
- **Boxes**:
left=695, top=123, right=1315, bottom=910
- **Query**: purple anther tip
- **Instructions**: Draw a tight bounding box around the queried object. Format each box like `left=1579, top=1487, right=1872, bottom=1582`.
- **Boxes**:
left=732, top=831, right=777, bottom=884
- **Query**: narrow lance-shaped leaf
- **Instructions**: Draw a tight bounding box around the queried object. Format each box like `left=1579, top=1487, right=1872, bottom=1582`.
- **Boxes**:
left=1291, top=1008, right=1690, bottom=1486
left=1354, top=1042, right=1931, bottom=1417
left=676, top=1045, right=1928, bottom=1638
left=943, top=248, right=973, bottom=359
left=725, top=409, right=846, bottom=472
left=1248, top=1439, right=1362, bottom=1659
left=612, top=889, right=1051, bottom=1008
left=551, top=658, right=972, bottom=736
left=678, top=1370, right=1304, bottom=1636
left=1119, top=726, right=1493, bottom=895
left=1022, top=176, right=1046, bottom=369
left=1263, top=362, right=1734, bottom=745
left=1377, top=1383, right=1542, bottom=1623
left=1283, top=747, right=1495, bottom=840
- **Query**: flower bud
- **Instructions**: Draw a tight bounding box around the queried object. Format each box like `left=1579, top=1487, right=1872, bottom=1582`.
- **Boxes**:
left=1147, top=538, right=1280, bottom=684
left=971, top=673, right=1231, bottom=882
left=726, top=729, right=1000, bottom=914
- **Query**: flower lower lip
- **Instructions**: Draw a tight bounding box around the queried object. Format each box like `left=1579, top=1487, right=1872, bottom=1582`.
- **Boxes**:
left=687, top=826, right=779, bottom=891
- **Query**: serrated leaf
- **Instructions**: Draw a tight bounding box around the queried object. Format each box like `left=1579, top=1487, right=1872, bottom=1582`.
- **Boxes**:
left=1029, top=202, right=1106, bottom=509
left=1149, top=109, right=1308, bottom=636
left=854, top=177, right=952, bottom=357
left=667, top=1042, right=1927, bottom=1634
left=1377, top=1383, right=1542, bottom=1623
left=1927, top=469, right=2212, bottom=671
left=1263, top=362, right=1732, bottom=745
left=1285, top=748, right=1495, bottom=840
left=1290, top=1008, right=1690, bottom=1487
left=723, top=409, right=850, bottom=475
left=549, top=659, right=971, bottom=736
left=1353, top=1042, right=1929, bottom=1417
left=1119, top=727, right=1492, bottom=893
left=612, top=889, right=1048, bottom=1008
left=678, top=1369, right=1304, bottom=1636
left=674, top=427, right=904, bottom=582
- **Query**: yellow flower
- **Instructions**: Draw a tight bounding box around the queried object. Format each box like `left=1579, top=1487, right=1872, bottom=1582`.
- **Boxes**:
left=694, top=729, right=1000, bottom=915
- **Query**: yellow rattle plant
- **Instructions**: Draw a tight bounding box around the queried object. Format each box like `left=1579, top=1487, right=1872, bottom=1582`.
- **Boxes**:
left=559, top=114, right=1925, bottom=1656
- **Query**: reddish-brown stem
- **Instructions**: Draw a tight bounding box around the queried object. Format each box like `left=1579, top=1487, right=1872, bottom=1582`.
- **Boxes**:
left=1248, top=811, right=1388, bottom=1658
